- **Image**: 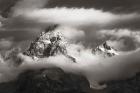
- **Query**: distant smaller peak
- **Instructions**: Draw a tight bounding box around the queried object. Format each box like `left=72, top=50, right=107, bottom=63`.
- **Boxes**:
left=93, top=41, right=119, bottom=57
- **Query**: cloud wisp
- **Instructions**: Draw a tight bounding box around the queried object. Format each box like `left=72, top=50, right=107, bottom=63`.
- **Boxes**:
left=99, top=29, right=140, bottom=51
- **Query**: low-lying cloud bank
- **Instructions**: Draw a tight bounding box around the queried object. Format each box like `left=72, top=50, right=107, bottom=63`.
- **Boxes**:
left=0, top=45, right=140, bottom=89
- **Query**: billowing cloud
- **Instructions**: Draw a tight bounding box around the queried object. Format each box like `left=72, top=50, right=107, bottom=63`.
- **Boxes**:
left=54, top=26, right=85, bottom=42
left=99, top=29, right=140, bottom=51
left=16, top=8, right=140, bottom=27
left=107, top=40, right=136, bottom=52
left=11, top=0, right=49, bottom=17
left=3, top=8, right=140, bottom=29
left=1, top=0, right=140, bottom=18
left=100, top=29, right=140, bottom=42
left=12, top=48, right=140, bottom=89
left=0, top=45, right=140, bottom=89
left=2, top=7, right=140, bottom=49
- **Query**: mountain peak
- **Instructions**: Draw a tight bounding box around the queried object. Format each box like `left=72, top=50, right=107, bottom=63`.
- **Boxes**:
left=92, top=41, right=119, bottom=57
left=24, top=25, right=76, bottom=62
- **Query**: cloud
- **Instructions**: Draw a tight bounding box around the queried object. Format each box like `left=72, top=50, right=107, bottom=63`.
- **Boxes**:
left=11, top=0, right=49, bottom=17
left=0, top=38, right=13, bottom=50
left=21, top=8, right=140, bottom=27
left=54, top=26, right=85, bottom=42
left=23, top=8, right=116, bottom=25
left=2, top=7, right=140, bottom=49
left=16, top=48, right=140, bottom=89
left=1, top=0, right=140, bottom=18
left=99, top=29, right=140, bottom=51
left=101, top=29, right=140, bottom=42
left=0, top=34, right=139, bottom=90
left=107, top=40, right=135, bottom=52
left=3, top=7, right=140, bottom=30
left=0, top=46, right=139, bottom=89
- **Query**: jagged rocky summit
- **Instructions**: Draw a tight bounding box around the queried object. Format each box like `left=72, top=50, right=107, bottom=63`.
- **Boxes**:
left=92, top=41, right=119, bottom=57
left=24, top=25, right=66, bottom=58
left=24, top=25, right=76, bottom=62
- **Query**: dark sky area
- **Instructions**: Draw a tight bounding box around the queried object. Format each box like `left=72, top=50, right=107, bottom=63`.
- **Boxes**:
left=47, top=0, right=140, bottom=13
